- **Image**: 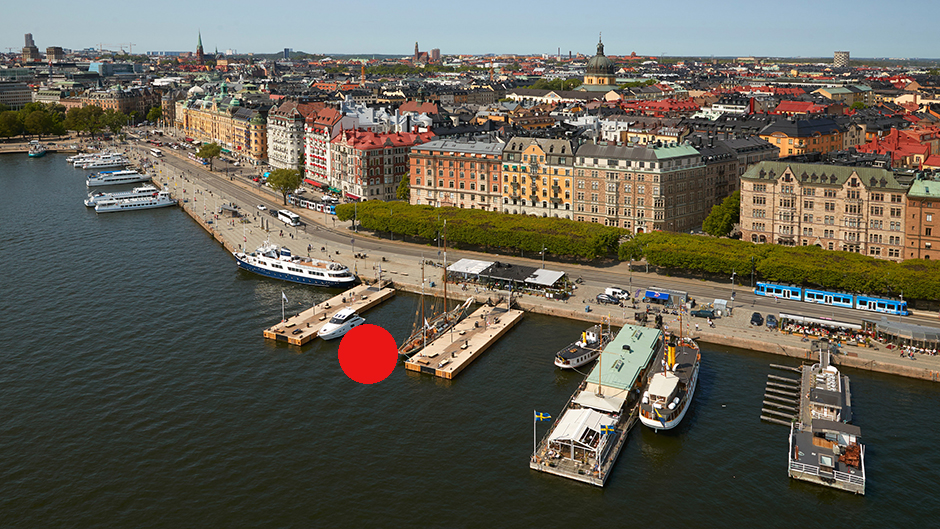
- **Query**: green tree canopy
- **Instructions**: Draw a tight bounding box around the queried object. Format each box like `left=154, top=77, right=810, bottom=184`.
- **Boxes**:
left=702, top=191, right=740, bottom=237
left=526, top=78, right=583, bottom=91
left=0, top=111, right=23, bottom=138
left=396, top=177, right=410, bottom=200
left=24, top=110, right=55, bottom=139
left=63, top=106, right=105, bottom=137
left=146, top=106, right=163, bottom=124
left=266, top=169, right=304, bottom=205
left=196, top=142, right=222, bottom=171
left=100, top=108, right=129, bottom=134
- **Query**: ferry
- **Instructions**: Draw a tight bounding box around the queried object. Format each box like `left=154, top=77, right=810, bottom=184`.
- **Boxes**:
left=28, top=143, right=47, bottom=157
left=68, top=152, right=118, bottom=165
left=554, top=324, right=613, bottom=369
left=638, top=333, right=701, bottom=432
left=80, top=158, right=129, bottom=170
left=86, top=170, right=151, bottom=187
left=94, top=190, right=177, bottom=213
left=788, top=348, right=866, bottom=494
left=317, top=308, right=366, bottom=340
left=233, top=243, right=357, bottom=288
left=85, top=185, right=160, bottom=207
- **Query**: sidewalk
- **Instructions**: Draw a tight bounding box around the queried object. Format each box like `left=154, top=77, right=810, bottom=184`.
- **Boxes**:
left=142, top=143, right=940, bottom=383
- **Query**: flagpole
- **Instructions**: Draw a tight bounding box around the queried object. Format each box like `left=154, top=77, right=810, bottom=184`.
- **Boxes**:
left=533, top=410, right=536, bottom=455
left=281, top=291, right=286, bottom=322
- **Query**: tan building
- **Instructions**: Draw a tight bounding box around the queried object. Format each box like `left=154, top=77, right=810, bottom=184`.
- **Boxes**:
left=500, top=137, right=575, bottom=218
left=572, top=142, right=706, bottom=233
left=410, top=139, right=504, bottom=210
left=740, top=161, right=907, bottom=260
left=905, top=175, right=940, bottom=260
left=79, top=86, right=160, bottom=117
left=175, top=83, right=268, bottom=164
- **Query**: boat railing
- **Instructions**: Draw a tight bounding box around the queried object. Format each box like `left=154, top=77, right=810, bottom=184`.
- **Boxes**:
left=788, top=460, right=820, bottom=477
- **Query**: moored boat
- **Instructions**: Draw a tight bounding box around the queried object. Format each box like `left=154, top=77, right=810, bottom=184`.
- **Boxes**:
left=28, top=143, right=47, bottom=157
left=86, top=170, right=150, bottom=187
left=638, top=332, right=701, bottom=432
left=85, top=184, right=160, bottom=207
left=94, top=190, right=176, bottom=213
left=554, top=324, right=612, bottom=369
left=317, top=308, right=366, bottom=340
left=233, top=243, right=357, bottom=288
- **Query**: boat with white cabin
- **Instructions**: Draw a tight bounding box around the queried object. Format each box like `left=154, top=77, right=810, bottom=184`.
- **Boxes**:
left=78, top=154, right=129, bottom=169
left=86, top=170, right=150, bottom=187
left=638, top=331, right=701, bottom=432
left=232, top=243, right=357, bottom=288
left=317, top=308, right=366, bottom=340
left=94, top=190, right=176, bottom=213
left=554, top=324, right=613, bottom=369
left=85, top=184, right=160, bottom=207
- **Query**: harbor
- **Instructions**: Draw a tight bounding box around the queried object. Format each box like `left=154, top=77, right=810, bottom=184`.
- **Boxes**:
left=403, top=302, right=524, bottom=379
left=263, top=283, right=395, bottom=345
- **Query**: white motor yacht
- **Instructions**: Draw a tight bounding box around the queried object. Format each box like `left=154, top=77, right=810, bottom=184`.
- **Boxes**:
left=318, top=308, right=366, bottom=340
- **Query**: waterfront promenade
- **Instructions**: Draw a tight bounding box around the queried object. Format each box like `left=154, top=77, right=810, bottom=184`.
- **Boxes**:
left=129, top=142, right=940, bottom=382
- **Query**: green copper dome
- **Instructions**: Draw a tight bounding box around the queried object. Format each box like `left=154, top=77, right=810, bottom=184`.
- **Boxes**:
left=586, top=39, right=615, bottom=76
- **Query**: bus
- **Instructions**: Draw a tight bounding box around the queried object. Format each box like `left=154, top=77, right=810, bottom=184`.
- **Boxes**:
left=150, top=148, right=164, bottom=158
left=277, top=209, right=301, bottom=227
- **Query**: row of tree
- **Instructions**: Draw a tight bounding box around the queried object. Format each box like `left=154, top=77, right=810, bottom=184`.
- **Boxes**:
left=334, top=202, right=622, bottom=259
left=618, top=231, right=940, bottom=301
left=0, top=102, right=143, bottom=139
left=526, top=78, right=583, bottom=91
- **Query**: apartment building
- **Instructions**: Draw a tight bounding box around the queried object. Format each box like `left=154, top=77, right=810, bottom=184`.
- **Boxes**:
left=266, top=99, right=324, bottom=170
left=500, top=138, right=576, bottom=217
left=409, top=139, right=504, bottom=210
left=740, top=161, right=907, bottom=260
left=330, top=130, right=435, bottom=201
left=905, top=175, right=940, bottom=260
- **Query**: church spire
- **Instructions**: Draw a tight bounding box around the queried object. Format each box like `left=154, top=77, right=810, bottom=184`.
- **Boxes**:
left=197, top=30, right=203, bottom=52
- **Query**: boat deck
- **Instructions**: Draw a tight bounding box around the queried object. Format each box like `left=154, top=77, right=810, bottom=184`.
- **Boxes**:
left=263, top=283, right=395, bottom=346
left=404, top=304, right=523, bottom=379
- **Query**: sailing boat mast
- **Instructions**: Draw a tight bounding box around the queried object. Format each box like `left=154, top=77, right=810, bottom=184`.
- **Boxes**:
left=442, top=219, right=448, bottom=317
left=421, top=260, right=426, bottom=350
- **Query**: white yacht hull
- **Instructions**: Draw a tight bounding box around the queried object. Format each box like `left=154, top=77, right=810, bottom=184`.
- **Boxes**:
left=640, top=361, right=700, bottom=432
left=318, top=319, right=365, bottom=340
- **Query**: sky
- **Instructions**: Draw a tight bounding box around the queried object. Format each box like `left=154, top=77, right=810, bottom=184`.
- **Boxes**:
left=4, top=0, right=939, bottom=59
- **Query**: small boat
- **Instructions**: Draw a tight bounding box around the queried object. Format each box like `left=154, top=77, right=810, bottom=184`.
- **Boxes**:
left=554, top=324, right=613, bottom=369
left=94, top=190, right=177, bottom=213
left=85, top=184, right=159, bottom=207
left=28, top=143, right=47, bottom=157
left=318, top=308, right=365, bottom=340
left=78, top=155, right=129, bottom=170
left=638, top=331, right=701, bottom=432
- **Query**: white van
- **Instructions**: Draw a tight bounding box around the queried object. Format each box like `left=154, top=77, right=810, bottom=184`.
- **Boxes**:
left=605, top=287, right=630, bottom=300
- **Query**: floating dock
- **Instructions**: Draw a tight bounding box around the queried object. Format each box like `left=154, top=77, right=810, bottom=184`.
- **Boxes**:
left=263, top=283, right=395, bottom=345
left=404, top=304, right=524, bottom=379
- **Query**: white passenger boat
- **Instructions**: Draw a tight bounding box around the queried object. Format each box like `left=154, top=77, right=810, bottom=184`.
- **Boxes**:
left=94, top=190, right=176, bottom=213
left=232, top=243, right=357, bottom=288
left=79, top=157, right=129, bottom=170
left=86, top=170, right=150, bottom=187
left=84, top=185, right=160, bottom=207
left=68, top=152, right=117, bottom=165
left=554, top=324, right=613, bottom=369
left=317, top=308, right=366, bottom=340
left=638, top=332, right=701, bottom=432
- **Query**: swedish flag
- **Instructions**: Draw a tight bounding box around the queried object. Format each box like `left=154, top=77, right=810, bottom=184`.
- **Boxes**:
left=535, top=412, right=552, bottom=422
left=653, top=406, right=666, bottom=427
left=600, top=424, right=615, bottom=435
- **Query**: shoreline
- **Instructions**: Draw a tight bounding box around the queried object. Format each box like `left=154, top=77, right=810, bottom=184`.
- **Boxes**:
left=139, top=145, right=940, bottom=383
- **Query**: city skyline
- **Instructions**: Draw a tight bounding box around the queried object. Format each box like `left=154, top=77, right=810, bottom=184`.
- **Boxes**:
left=4, top=0, right=940, bottom=59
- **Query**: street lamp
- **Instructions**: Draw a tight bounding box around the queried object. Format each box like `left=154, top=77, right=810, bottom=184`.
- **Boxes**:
left=541, top=246, right=547, bottom=269
left=730, top=269, right=737, bottom=312
left=899, top=291, right=904, bottom=323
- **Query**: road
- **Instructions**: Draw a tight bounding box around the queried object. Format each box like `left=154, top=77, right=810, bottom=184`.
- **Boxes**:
left=134, top=136, right=938, bottom=331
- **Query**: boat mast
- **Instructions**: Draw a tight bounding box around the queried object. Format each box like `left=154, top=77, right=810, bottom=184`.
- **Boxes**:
left=422, top=260, right=426, bottom=350
left=442, top=219, right=448, bottom=317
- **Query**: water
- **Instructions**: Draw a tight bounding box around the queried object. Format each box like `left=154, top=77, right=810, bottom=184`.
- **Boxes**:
left=2, top=155, right=937, bottom=527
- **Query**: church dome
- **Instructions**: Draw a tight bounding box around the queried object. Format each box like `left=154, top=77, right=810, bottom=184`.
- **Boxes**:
left=586, top=40, right=615, bottom=77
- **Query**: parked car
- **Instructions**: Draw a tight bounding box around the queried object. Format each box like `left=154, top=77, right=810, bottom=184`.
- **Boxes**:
left=750, top=312, right=764, bottom=326
left=605, top=287, right=630, bottom=300
left=690, top=308, right=715, bottom=319
left=766, top=314, right=778, bottom=328
left=595, top=293, right=619, bottom=305
left=257, top=204, right=267, bottom=211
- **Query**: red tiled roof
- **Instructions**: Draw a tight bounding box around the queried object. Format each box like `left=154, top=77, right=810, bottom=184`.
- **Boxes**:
left=333, top=129, right=436, bottom=150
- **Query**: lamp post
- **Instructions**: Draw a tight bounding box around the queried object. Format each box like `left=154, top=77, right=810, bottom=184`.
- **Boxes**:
left=730, top=269, right=737, bottom=312
left=541, top=245, right=547, bottom=269
left=899, top=291, right=904, bottom=323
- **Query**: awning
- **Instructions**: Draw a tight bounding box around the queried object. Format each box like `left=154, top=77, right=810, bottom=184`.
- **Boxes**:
left=327, top=187, right=341, bottom=194
left=220, top=148, right=231, bottom=153
left=525, top=269, right=566, bottom=287
left=573, top=390, right=625, bottom=414
left=345, top=192, right=360, bottom=200
left=645, top=290, right=669, bottom=300
left=547, top=408, right=616, bottom=449
left=448, top=258, right=494, bottom=275
left=303, top=179, right=324, bottom=187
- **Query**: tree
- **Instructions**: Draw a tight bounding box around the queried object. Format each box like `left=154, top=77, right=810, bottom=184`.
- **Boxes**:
left=702, top=191, right=740, bottom=237
left=100, top=109, right=129, bottom=135
left=196, top=142, right=222, bottom=171
left=266, top=168, right=303, bottom=205
left=396, top=177, right=410, bottom=200
left=24, top=110, right=54, bottom=139
left=64, top=105, right=105, bottom=137
left=0, top=111, right=23, bottom=138
left=146, top=105, right=163, bottom=125
left=850, top=101, right=866, bottom=110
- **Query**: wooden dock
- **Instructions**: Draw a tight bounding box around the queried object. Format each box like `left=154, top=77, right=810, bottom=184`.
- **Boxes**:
left=263, top=283, right=395, bottom=345
left=404, top=304, right=524, bottom=379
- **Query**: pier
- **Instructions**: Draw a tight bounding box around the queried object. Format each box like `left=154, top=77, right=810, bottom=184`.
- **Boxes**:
left=404, top=303, right=524, bottom=379
left=263, top=283, right=395, bottom=345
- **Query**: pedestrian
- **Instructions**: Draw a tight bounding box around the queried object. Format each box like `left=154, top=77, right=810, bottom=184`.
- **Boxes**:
left=695, top=323, right=700, bottom=332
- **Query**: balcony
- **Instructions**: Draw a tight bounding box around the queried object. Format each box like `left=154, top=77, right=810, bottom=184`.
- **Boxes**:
left=550, top=196, right=564, bottom=204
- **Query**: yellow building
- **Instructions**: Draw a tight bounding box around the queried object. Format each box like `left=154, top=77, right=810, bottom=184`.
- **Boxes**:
left=500, top=137, right=575, bottom=218
left=175, top=82, right=268, bottom=164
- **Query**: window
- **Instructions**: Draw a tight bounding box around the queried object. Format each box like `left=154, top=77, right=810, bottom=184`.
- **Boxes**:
left=928, top=214, right=934, bottom=222
left=803, top=214, right=813, bottom=223
left=803, top=200, right=813, bottom=209
left=753, top=209, right=766, bottom=218
left=928, top=227, right=934, bottom=236
left=890, top=207, right=902, bottom=217
left=753, top=195, right=766, bottom=205
left=754, top=184, right=766, bottom=192
left=825, top=202, right=836, bottom=212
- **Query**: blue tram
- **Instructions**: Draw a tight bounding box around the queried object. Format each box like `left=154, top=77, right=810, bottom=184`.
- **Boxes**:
left=753, top=282, right=909, bottom=315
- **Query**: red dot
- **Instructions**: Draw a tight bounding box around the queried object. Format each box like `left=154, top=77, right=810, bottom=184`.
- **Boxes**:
left=338, top=324, right=398, bottom=384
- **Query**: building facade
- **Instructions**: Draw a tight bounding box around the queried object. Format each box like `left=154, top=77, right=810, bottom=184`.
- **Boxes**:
left=175, top=84, right=268, bottom=164
left=759, top=118, right=845, bottom=158
left=0, top=81, right=32, bottom=110
left=303, top=107, right=356, bottom=188
left=330, top=130, right=435, bottom=201
left=572, top=142, right=706, bottom=233
left=266, top=99, right=323, bottom=170
left=500, top=137, right=575, bottom=217
left=834, top=51, right=850, bottom=68
left=740, top=161, right=906, bottom=260
left=905, top=175, right=940, bottom=260
left=410, top=139, right=504, bottom=210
